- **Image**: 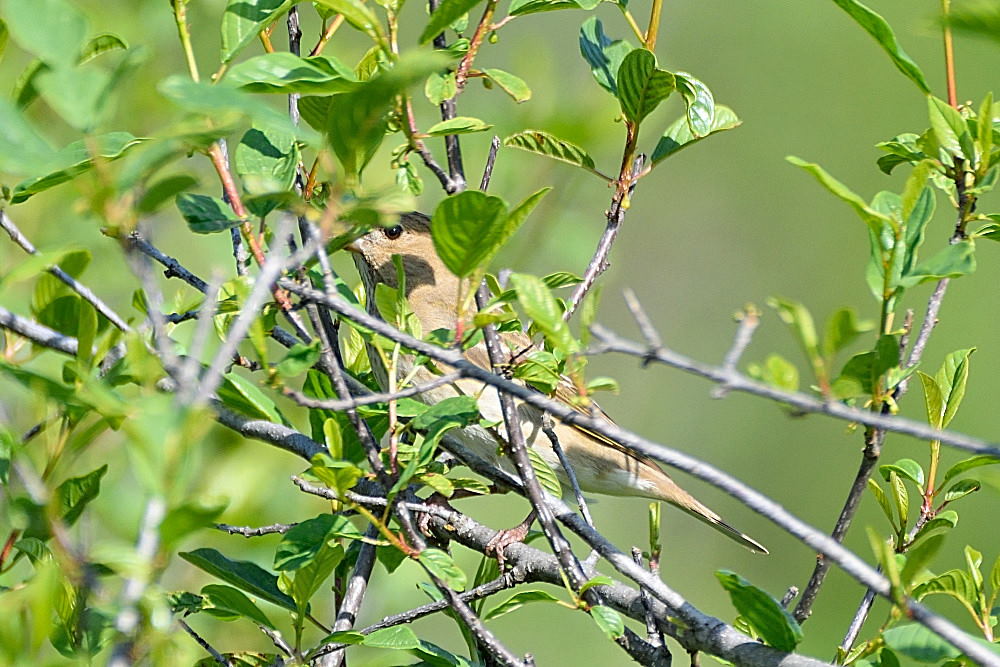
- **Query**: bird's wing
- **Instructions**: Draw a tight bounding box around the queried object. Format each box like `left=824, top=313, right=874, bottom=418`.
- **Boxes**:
left=462, top=335, right=663, bottom=471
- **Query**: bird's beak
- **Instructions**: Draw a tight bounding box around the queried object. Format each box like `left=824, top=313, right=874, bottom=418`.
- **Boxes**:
left=344, top=238, right=363, bottom=254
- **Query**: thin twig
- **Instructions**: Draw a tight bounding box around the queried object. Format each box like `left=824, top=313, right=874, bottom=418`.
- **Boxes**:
left=318, top=525, right=379, bottom=667
left=178, top=618, right=233, bottom=667
left=282, top=371, right=461, bottom=410
left=214, top=522, right=296, bottom=537
left=565, top=155, right=646, bottom=319
left=480, top=135, right=501, bottom=191
left=1, top=210, right=132, bottom=332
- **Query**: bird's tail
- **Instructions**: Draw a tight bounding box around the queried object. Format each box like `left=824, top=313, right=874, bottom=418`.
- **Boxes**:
left=650, top=480, right=768, bottom=553
left=675, top=502, right=768, bottom=553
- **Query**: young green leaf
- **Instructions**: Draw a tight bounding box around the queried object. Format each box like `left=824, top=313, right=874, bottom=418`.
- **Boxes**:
left=313, top=0, right=385, bottom=45
left=363, top=625, right=421, bottom=649
left=201, top=584, right=275, bottom=628
left=11, top=132, right=145, bottom=204
left=424, top=116, right=492, bottom=136
left=882, top=624, right=961, bottom=663
left=590, top=605, right=625, bottom=640
left=715, top=570, right=803, bottom=651
left=510, top=273, right=577, bottom=354
left=420, top=0, right=484, bottom=43
left=787, top=156, right=891, bottom=231
left=941, top=455, right=1000, bottom=485
left=180, top=548, right=297, bottom=612
left=176, top=194, right=243, bottom=234
left=674, top=72, right=715, bottom=137
left=878, top=459, right=924, bottom=488
left=616, top=49, right=674, bottom=125
left=226, top=53, right=357, bottom=94
left=4, top=0, right=87, bottom=67
left=482, top=69, right=531, bottom=103
left=927, top=96, right=973, bottom=161
left=221, top=0, right=294, bottom=64
left=900, top=240, right=976, bottom=287
left=234, top=125, right=299, bottom=196
left=504, top=130, right=604, bottom=178
left=830, top=0, right=930, bottom=94
left=274, top=514, right=338, bottom=571
left=420, top=548, right=467, bottom=591
left=482, top=590, right=560, bottom=621
left=578, top=17, right=633, bottom=96
left=651, top=105, right=741, bottom=165
left=746, top=354, right=799, bottom=392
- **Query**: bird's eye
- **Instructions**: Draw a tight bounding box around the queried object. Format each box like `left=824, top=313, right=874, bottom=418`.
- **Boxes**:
left=383, top=225, right=403, bottom=240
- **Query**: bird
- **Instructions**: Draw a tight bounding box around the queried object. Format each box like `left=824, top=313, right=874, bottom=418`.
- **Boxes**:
left=346, top=212, right=767, bottom=553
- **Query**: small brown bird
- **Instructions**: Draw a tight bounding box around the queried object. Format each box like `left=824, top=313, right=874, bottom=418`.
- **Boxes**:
left=347, top=212, right=767, bottom=553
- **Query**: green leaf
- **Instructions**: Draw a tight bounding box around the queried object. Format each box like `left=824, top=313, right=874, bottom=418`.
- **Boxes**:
left=274, top=514, right=338, bottom=571
left=746, top=353, right=799, bottom=392
left=888, top=471, right=908, bottom=528
left=309, top=458, right=363, bottom=498
left=159, top=500, right=227, bottom=549
left=879, top=459, right=924, bottom=487
left=590, top=605, right=625, bottom=640
left=651, top=104, right=741, bottom=165
left=868, top=478, right=896, bottom=528
left=715, top=570, right=803, bottom=651
left=35, top=66, right=113, bottom=132
left=0, top=99, right=55, bottom=174
left=912, top=510, right=958, bottom=543
left=425, top=116, right=492, bottom=136
left=527, top=447, right=561, bottom=497
left=221, top=0, right=294, bottom=64
left=138, top=175, right=199, bottom=214
left=420, top=548, right=467, bottom=590
left=323, top=53, right=447, bottom=177
left=4, top=0, right=87, bottom=67
left=58, top=465, right=107, bottom=526
left=936, top=348, right=974, bottom=428
left=579, top=575, right=614, bottom=595
left=482, top=590, right=560, bottom=621
left=787, top=156, right=890, bottom=231
left=217, top=373, right=283, bottom=423
left=942, top=455, right=1000, bottom=485
left=503, top=130, right=601, bottom=177
left=578, top=17, right=633, bottom=96
left=901, top=240, right=976, bottom=287
left=234, top=125, right=299, bottom=198
left=882, top=623, right=960, bottom=663
left=822, top=307, right=872, bottom=360
left=917, top=371, right=944, bottom=428
left=226, top=53, right=357, bottom=94
left=158, top=76, right=302, bottom=139
left=201, top=584, right=275, bottom=628
left=79, top=33, right=128, bottom=65
left=420, top=0, right=484, bottom=43
left=177, top=193, right=243, bottom=234
left=430, top=192, right=503, bottom=275
left=510, top=273, right=577, bottom=354
left=363, top=626, right=421, bottom=649
left=276, top=341, right=321, bottom=378
left=943, top=478, right=980, bottom=503
left=12, top=132, right=145, bottom=203
left=616, top=49, right=674, bottom=125
left=928, top=96, right=973, bottom=161
left=674, top=72, right=715, bottom=137
left=768, top=297, right=820, bottom=365
left=180, top=548, right=297, bottom=612
left=289, top=541, right=344, bottom=609
left=425, top=71, right=457, bottom=105
left=482, top=69, right=531, bottom=103
left=313, top=0, right=385, bottom=44
left=899, top=534, right=944, bottom=587
left=913, top=569, right=979, bottom=613
left=830, top=0, right=930, bottom=93
left=509, top=0, right=599, bottom=16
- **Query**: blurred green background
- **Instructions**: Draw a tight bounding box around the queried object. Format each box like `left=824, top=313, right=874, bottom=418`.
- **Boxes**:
left=2, top=0, right=1000, bottom=664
